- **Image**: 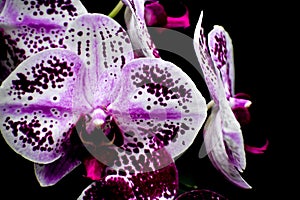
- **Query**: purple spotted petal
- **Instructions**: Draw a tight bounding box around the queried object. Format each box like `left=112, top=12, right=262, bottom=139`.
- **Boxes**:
left=0, top=0, right=87, bottom=82
left=78, top=175, right=136, bottom=200
left=129, top=162, right=178, bottom=199
left=109, top=58, right=207, bottom=166
left=208, top=25, right=235, bottom=98
left=203, top=106, right=250, bottom=189
left=175, top=189, right=228, bottom=200
left=0, top=49, right=86, bottom=164
left=64, top=13, right=134, bottom=107
left=193, top=11, right=224, bottom=104
left=123, top=0, right=160, bottom=58
left=34, top=134, right=81, bottom=186
left=205, top=25, right=247, bottom=172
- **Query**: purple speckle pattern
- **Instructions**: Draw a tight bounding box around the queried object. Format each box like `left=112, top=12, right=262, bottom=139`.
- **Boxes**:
left=0, top=0, right=87, bottom=82
left=0, top=49, right=84, bottom=163
left=192, top=12, right=224, bottom=104
left=64, top=13, right=134, bottom=106
left=79, top=163, right=178, bottom=200
left=108, top=58, right=207, bottom=172
left=208, top=28, right=227, bottom=70
left=129, top=162, right=178, bottom=199
left=208, top=25, right=235, bottom=99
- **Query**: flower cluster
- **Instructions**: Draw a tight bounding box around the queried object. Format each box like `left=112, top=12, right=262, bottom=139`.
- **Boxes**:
left=0, top=0, right=267, bottom=199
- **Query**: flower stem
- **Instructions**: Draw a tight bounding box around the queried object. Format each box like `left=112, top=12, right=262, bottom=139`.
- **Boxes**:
left=108, top=1, right=124, bottom=18
left=207, top=100, right=214, bottom=110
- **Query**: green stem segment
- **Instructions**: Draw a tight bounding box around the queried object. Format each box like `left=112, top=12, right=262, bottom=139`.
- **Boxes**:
left=108, top=1, right=124, bottom=18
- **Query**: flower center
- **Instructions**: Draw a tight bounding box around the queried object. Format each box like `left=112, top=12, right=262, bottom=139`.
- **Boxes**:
left=90, top=108, right=107, bottom=128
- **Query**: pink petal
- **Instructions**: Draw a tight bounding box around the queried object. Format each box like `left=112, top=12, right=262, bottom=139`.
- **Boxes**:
left=83, top=156, right=106, bottom=181
left=245, top=139, right=269, bottom=154
left=0, top=49, right=86, bottom=164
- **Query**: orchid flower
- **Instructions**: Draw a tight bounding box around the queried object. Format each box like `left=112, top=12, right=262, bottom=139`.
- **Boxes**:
left=193, top=11, right=252, bottom=189
left=0, top=0, right=207, bottom=199
left=0, top=0, right=88, bottom=83
left=76, top=0, right=207, bottom=198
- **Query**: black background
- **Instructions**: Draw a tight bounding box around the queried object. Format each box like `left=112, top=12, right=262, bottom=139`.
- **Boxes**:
left=0, top=0, right=288, bottom=199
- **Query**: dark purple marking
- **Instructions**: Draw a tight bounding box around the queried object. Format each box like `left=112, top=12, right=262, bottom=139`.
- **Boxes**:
left=213, top=33, right=227, bottom=69
left=130, top=64, right=192, bottom=113
left=3, top=116, right=57, bottom=152
left=9, top=56, right=75, bottom=99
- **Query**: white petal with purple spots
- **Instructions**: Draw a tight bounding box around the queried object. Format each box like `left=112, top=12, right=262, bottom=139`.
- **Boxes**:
left=193, top=11, right=224, bottom=104
left=64, top=13, right=134, bottom=107
left=208, top=25, right=235, bottom=99
left=109, top=58, right=207, bottom=167
left=0, top=48, right=86, bottom=163
left=0, top=0, right=87, bottom=81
